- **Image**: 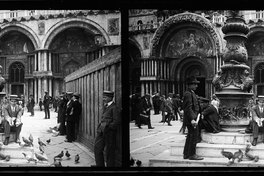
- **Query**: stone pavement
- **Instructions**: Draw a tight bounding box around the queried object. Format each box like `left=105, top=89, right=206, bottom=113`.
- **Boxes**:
left=18, top=108, right=96, bottom=167
left=130, top=111, right=186, bottom=167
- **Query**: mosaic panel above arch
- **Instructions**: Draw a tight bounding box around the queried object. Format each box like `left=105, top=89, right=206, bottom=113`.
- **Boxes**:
left=165, top=28, right=214, bottom=58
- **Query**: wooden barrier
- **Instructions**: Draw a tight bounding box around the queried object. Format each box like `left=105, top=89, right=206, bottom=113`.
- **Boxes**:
left=65, top=47, right=122, bottom=166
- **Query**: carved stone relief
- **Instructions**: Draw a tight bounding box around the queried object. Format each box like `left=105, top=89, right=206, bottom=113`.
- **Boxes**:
left=108, top=18, right=119, bottom=35
left=151, top=13, right=220, bottom=57
left=165, top=29, right=213, bottom=58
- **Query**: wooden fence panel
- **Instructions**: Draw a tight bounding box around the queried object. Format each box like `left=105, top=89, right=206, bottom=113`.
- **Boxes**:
left=65, top=47, right=121, bottom=166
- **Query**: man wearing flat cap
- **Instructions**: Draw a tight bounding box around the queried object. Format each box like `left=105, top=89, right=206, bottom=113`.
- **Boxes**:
left=182, top=76, right=204, bottom=160
left=94, top=90, right=121, bottom=167
left=43, top=91, right=52, bottom=119
left=251, top=95, right=264, bottom=146
left=65, top=92, right=82, bottom=142
left=2, top=95, right=23, bottom=145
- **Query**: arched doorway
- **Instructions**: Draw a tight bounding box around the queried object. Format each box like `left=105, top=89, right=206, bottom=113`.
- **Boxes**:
left=254, top=63, right=264, bottom=96
left=9, top=62, right=25, bottom=96
left=178, top=58, right=207, bottom=98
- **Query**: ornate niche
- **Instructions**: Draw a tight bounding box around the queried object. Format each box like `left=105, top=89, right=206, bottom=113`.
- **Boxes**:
left=247, top=31, right=264, bottom=56
left=165, top=28, right=214, bottom=58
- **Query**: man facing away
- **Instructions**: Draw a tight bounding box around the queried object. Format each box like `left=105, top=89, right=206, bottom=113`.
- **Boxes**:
left=182, top=76, right=204, bottom=160
left=93, top=90, right=121, bottom=167
left=2, top=95, right=23, bottom=145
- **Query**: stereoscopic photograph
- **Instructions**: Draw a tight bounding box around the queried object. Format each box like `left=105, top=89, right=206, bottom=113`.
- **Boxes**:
left=0, top=10, right=122, bottom=167
left=129, top=10, right=264, bottom=167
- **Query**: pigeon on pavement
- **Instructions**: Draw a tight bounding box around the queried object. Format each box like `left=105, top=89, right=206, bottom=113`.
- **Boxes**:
left=75, top=154, right=80, bottom=163
left=29, top=134, right=33, bottom=143
left=65, top=150, right=71, bottom=159
left=54, top=151, right=64, bottom=160
left=38, top=138, right=47, bottom=146
left=35, top=153, right=48, bottom=162
left=22, top=137, right=33, bottom=147
left=22, top=153, right=37, bottom=164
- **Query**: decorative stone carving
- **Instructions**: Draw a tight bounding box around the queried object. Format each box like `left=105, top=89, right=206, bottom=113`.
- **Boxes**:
left=108, top=18, right=119, bottom=35
left=151, top=12, right=220, bottom=57
left=38, top=21, right=45, bottom=35
left=165, top=29, right=213, bottom=58
left=212, top=10, right=253, bottom=132
left=0, top=65, right=6, bottom=92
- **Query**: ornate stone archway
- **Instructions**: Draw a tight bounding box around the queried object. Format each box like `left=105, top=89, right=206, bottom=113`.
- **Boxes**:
left=150, top=12, right=221, bottom=58
left=0, top=23, right=39, bottom=50
left=43, top=18, right=110, bottom=49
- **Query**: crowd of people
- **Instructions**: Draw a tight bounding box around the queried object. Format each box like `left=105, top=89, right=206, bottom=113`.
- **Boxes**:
left=130, top=91, right=183, bottom=129
left=0, top=91, right=82, bottom=146
left=130, top=75, right=264, bottom=160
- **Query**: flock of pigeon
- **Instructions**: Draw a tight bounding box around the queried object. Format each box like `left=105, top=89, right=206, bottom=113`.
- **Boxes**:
left=221, top=140, right=259, bottom=166
left=129, top=156, right=142, bottom=167
left=0, top=134, right=80, bottom=167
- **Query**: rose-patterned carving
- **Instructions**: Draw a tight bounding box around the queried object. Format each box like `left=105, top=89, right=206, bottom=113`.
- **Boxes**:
left=151, top=12, right=220, bottom=57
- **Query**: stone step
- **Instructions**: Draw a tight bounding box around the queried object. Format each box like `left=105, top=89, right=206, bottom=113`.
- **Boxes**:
left=201, top=131, right=262, bottom=145
left=149, top=150, right=264, bottom=167
left=0, top=133, right=16, bottom=143
left=0, top=158, right=50, bottom=167
left=0, top=142, right=35, bottom=159
left=171, top=139, right=264, bottom=159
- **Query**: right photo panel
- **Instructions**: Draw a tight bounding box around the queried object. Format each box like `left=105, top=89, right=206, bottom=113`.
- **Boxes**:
left=129, top=10, right=263, bottom=167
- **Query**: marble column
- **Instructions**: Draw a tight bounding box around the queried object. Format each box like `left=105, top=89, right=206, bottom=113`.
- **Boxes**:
left=34, top=79, right=37, bottom=103
left=49, top=78, right=52, bottom=97
left=38, top=78, right=42, bottom=102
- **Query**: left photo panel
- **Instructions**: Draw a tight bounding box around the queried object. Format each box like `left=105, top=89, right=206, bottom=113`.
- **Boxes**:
left=0, top=10, right=122, bottom=167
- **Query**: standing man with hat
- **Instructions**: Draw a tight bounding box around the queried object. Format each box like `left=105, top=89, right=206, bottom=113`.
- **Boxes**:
left=182, top=76, right=204, bottom=160
left=43, top=91, right=52, bottom=119
left=139, top=93, right=154, bottom=129
left=65, top=92, right=82, bottom=142
left=2, top=95, right=23, bottom=145
left=56, top=92, right=67, bottom=136
left=93, top=90, right=121, bottom=167
left=250, top=95, right=264, bottom=146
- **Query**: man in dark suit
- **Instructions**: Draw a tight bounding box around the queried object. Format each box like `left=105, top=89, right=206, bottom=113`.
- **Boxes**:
left=2, top=95, right=23, bottom=145
left=43, top=91, right=52, bottom=119
left=57, top=93, right=67, bottom=136
left=251, top=95, right=264, bottom=146
left=164, top=94, right=174, bottom=126
left=94, top=90, right=121, bottom=167
left=152, top=92, right=161, bottom=115
left=139, top=94, right=154, bottom=129
left=182, top=76, right=204, bottom=160
left=65, top=92, right=82, bottom=143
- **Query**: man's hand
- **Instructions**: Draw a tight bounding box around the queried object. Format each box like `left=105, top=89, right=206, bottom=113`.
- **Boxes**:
left=191, top=119, right=197, bottom=127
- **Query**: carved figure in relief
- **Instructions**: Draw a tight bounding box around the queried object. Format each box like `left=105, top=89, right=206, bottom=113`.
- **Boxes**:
left=0, top=65, right=5, bottom=92
left=240, top=70, right=253, bottom=93
left=212, top=69, right=223, bottom=91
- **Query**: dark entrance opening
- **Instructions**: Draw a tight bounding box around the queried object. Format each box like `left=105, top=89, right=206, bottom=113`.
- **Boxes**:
left=9, top=62, right=25, bottom=96
left=196, top=77, right=205, bottom=97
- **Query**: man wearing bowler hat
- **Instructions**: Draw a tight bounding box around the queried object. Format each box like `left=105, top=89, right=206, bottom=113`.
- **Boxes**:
left=2, top=95, right=23, bottom=145
left=43, top=91, right=52, bottom=119
left=182, top=76, right=204, bottom=160
left=93, top=90, right=121, bottom=167
left=65, top=92, right=82, bottom=142
left=251, top=95, right=264, bottom=146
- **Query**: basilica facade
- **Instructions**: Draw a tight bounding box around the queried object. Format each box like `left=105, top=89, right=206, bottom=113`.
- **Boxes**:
left=0, top=10, right=121, bottom=102
left=129, top=10, right=264, bottom=99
